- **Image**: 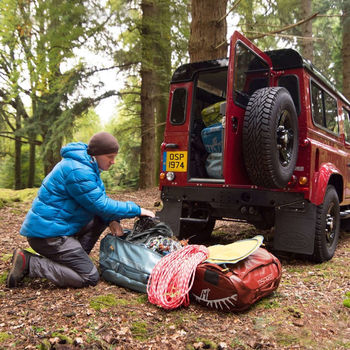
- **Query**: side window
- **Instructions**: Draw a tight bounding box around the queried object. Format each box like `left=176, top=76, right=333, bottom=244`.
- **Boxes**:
left=170, top=88, right=187, bottom=125
left=344, top=109, right=350, bottom=143
left=311, top=81, right=339, bottom=134
left=311, top=83, right=324, bottom=126
left=324, top=92, right=338, bottom=134
left=233, top=41, right=269, bottom=107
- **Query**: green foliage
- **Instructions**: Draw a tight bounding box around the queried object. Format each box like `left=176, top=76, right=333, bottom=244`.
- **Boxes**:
left=0, top=332, right=13, bottom=342
left=234, top=0, right=343, bottom=93
left=312, top=0, right=343, bottom=89
left=105, top=76, right=141, bottom=190
left=0, top=0, right=120, bottom=182
left=0, top=143, right=44, bottom=189
left=89, top=294, right=130, bottom=310
left=344, top=291, right=350, bottom=308
left=0, top=188, right=38, bottom=208
left=130, top=321, right=149, bottom=341
left=50, top=332, right=73, bottom=344
left=71, top=109, right=102, bottom=144
left=0, top=273, right=7, bottom=284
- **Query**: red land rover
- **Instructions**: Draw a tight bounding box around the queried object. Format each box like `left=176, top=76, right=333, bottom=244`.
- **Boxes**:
left=157, top=31, right=350, bottom=262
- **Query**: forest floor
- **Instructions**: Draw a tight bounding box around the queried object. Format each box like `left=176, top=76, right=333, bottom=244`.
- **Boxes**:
left=0, top=187, right=349, bottom=350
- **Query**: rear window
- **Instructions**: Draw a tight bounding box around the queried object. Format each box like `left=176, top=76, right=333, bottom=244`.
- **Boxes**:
left=170, top=88, right=187, bottom=125
left=344, top=109, right=350, bottom=143
left=278, top=75, right=300, bottom=115
left=233, top=41, right=269, bottom=108
left=311, top=81, right=339, bottom=134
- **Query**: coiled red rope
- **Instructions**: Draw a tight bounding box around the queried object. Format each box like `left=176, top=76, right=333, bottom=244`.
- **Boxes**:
left=147, top=245, right=209, bottom=310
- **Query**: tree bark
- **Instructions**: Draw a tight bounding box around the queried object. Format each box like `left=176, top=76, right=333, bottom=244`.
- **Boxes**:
left=27, top=137, right=36, bottom=188
left=343, top=0, right=350, bottom=100
left=300, top=0, right=313, bottom=61
left=154, top=1, right=171, bottom=185
left=14, top=98, right=22, bottom=190
left=189, top=0, right=228, bottom=62
left=139, top=0, right=157, bottom=189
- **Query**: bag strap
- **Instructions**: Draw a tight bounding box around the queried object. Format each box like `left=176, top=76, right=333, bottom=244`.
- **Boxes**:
left=125, top=221, right=174, bottom=243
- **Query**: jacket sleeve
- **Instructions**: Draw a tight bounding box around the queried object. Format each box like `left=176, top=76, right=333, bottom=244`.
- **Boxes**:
left=65, top=167, right=141, bottom=221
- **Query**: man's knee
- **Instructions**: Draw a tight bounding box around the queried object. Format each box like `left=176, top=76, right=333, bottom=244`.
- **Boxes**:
left=83, top=267, right=100, bottom=286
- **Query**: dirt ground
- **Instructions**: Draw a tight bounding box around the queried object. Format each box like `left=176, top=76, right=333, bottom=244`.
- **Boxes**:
left=0, top=188, right=349, bottom=349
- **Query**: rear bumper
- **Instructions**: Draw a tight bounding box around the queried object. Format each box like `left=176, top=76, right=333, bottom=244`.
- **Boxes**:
left=158, top=185, right=306, bottom=234
left=160, top=185, right=306, bottom=213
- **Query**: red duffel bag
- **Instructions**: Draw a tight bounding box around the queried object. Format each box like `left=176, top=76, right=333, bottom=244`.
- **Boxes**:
left=190, top=248, right=282, bottom=312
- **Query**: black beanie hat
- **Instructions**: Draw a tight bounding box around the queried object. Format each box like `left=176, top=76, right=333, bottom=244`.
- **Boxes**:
left=87, top=132, right=119, bottom=156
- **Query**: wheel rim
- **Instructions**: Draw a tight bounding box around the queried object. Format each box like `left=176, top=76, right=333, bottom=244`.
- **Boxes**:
left=276, top=109, right=294, bottom=167
left=325, top=203, right=337, bottom=247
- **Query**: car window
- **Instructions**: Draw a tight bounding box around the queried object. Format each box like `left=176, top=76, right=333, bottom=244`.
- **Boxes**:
left=233, top=41, right=269, bottom=107
left=170, top=88, right=187, bottom=125
left=278, top=75, right=300, bottom=115
left=324, top=92, right=338, bottom=134
left=344, top=109, right=350, bottom=143
left=311, top=81, right=339, bottom=134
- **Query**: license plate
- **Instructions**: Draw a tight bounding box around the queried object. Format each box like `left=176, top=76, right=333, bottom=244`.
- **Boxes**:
left=164, top=151, right=187, bottom=172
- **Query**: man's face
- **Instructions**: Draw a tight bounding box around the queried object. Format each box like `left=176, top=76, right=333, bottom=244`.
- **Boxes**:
left=95, top=153, right=118, bottom=171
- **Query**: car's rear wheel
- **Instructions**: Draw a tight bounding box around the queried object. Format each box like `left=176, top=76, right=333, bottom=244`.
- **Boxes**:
left=313, top=185, right=340, bottom=262
left=243, top=87, right=298, bottom=188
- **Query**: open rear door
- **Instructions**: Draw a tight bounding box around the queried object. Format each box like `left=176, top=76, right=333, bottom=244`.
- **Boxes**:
left=223, top=31, right=274, bottom=185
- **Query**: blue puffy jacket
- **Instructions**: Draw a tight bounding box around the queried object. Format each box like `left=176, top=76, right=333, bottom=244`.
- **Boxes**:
left=20, top=142, right=141, bottom=238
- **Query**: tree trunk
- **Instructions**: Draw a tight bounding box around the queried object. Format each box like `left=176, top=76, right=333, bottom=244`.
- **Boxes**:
left=14, top=105, right=21, bottom=190
left=44, top=141, right=62, bottom=175
left=154, top=1, right=171, bottom=185
left=14, top=135, right=22, bottom=190
left=27, top=138, right=36, bottom=188
left=189, top=0, right=228, bottom=62
left=300, top=0, right=313, bottom=61
left=343, top=0, right=350, bottom=100
left=139, top=0, right=157, bottom=189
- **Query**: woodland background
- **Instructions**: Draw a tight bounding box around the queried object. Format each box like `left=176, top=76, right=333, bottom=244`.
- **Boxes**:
left=0, top=2, right=349, bottom=349
left=0, top=0, right=349, bottom=191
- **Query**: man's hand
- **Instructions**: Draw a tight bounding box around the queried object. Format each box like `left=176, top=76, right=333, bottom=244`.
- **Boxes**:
left=109, top=221, right=124, bottom=236
left=140, top=208, right=155, bottom=217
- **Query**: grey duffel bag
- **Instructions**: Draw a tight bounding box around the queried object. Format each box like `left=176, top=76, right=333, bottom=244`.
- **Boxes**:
left=99, top=233, right=162, bottom=293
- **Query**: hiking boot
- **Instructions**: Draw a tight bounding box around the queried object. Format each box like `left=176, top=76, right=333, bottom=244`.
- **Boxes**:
left=6, top=248, right=32, bottom=288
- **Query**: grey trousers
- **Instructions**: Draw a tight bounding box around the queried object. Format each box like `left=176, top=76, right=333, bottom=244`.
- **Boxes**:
left=27, top=217, right=107, bottom=288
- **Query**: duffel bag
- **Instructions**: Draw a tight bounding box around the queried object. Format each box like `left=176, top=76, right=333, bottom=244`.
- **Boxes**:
left=99, top=234, right=163, bottom=293
left=190, top=248, right=282, bottom=312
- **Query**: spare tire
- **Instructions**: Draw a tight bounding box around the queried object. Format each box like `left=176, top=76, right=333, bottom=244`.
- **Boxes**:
left=243, top=87, right=298, bottom=188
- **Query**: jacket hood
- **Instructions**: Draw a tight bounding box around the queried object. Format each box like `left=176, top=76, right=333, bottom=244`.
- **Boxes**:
left=61, top=142, right=93, bottom=167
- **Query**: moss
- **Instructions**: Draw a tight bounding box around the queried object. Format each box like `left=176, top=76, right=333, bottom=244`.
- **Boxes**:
left=89, top=294, right=129, bottom=311
left=230, top=337, right=248, bottom=349
left=0, top=332, right=13, bottom=342
left=135, top=294, right=148, bottom=304
left=0, top=273, right=7, bottom=284
left=257, top=297, right=280, bottom=309
left=90, top=294, right=118, bottom=310
left=1, top=253, right=13, bottom=262
left=194, top=338, right=218, bottom=349
left=38, top=339, right=51, bottom=350
left=50, top=332, right=73, bottom=344
left=275, top=332, right=299, bottom=346
left=0, top=188, right=38, bottom=207
left=343, top=298, right=350, bottom=308
left=130, top=321, right=149, bottom=341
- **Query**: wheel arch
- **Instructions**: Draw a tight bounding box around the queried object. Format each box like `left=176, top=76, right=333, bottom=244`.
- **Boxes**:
left=310, top=163, right=343, bottom=205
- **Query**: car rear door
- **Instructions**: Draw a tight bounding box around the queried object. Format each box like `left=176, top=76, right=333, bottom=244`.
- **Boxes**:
left=224, top=31, right=274, bottom=185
